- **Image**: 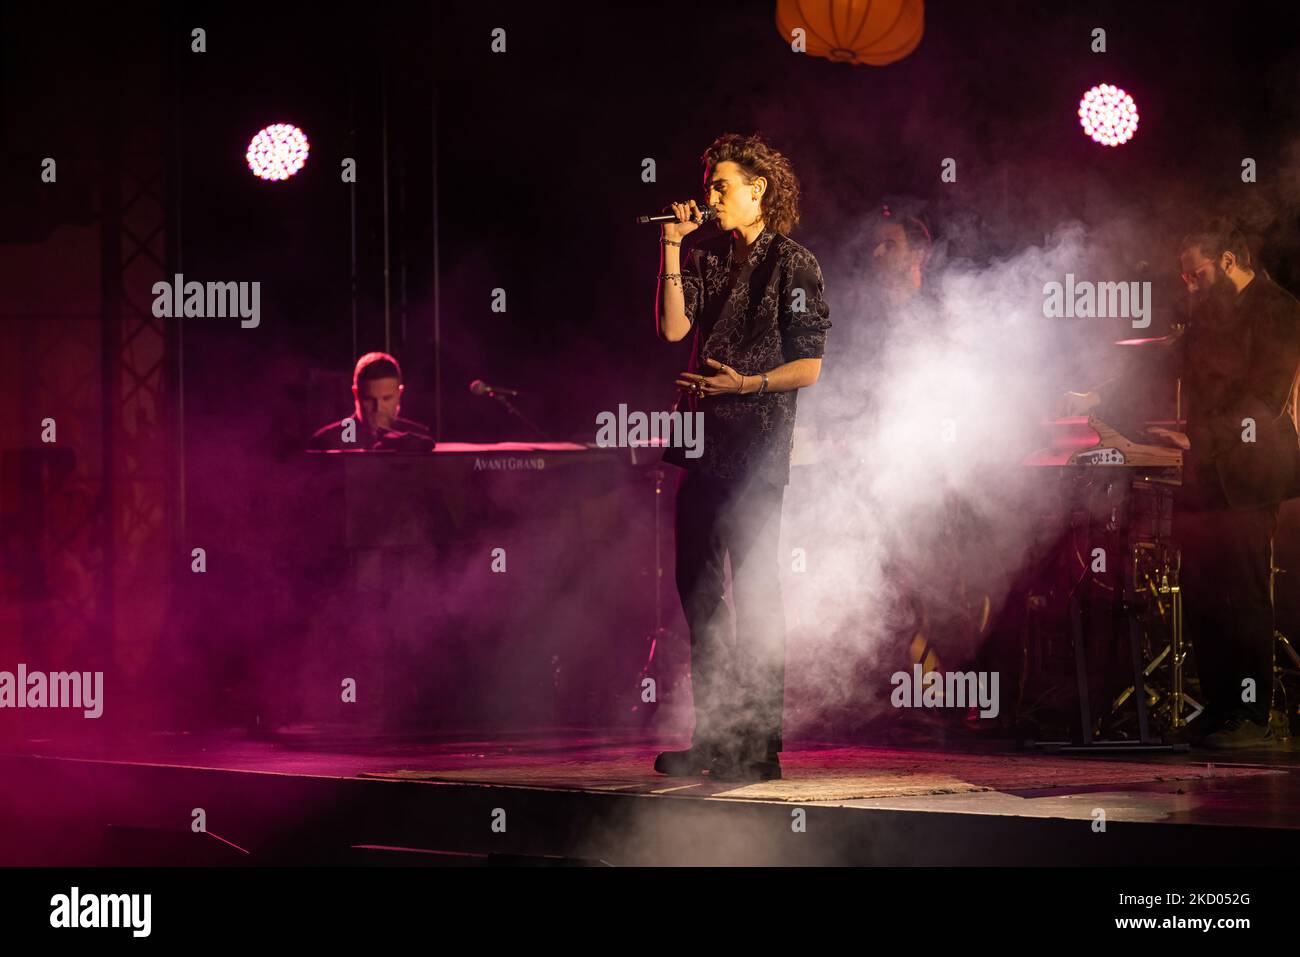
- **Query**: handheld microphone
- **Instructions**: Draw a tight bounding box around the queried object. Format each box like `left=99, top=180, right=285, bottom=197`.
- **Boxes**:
left=470, top=379, right=522, bottom=398
left=636, top=204, right=717, bottom=225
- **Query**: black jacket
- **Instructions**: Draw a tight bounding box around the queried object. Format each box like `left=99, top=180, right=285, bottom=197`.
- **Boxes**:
left=308, top=415, right=434, bottom=452
left=1182, top=274, right=1300, bottom=509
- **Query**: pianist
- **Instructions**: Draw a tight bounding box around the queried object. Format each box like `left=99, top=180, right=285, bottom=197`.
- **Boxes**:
left=309, top=352, right=435, bottom=452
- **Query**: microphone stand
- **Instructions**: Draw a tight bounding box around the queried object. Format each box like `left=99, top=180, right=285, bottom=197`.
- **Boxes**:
left=483, top=388, right=546, bottom=439
left=634, top=390, right=692, bottom=733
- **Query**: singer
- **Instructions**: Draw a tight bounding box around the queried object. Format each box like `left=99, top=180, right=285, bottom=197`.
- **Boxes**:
left=652, top=132, right=832, bottom=781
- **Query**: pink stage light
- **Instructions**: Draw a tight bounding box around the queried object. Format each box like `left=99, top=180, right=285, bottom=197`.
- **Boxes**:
left=1077, top=84, right=1139, bottom=147
left=246, top=123, right=311, bottom=181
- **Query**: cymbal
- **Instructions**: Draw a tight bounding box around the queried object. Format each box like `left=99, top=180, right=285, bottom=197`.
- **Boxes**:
left=1113, top=334, right=1172, bottom=346
left=1113, top=326, right=1184, bottom=347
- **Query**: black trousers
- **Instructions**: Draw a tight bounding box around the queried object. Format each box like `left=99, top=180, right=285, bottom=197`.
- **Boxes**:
left=1176, top=497, right=1278, bottom=726
left=674, top=468, right=786, bottom=761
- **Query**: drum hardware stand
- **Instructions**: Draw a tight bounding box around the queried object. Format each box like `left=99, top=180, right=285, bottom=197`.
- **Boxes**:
left=1277, top=630, right=1300, bottom=673
left=1028, top=475, right=1187, bottom=753
left=1110, top=545, right=1203, bottom=731
left=1270, top=545, right=1300, bottom=740
left=1272, top=365, right=1300, bottom=737
left=1272, top=629, right=1299, bottom=742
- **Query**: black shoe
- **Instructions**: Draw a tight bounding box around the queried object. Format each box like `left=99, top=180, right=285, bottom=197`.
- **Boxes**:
left=653, top=745, right=716, bottom=776
left=707, top=752, right=782, bottom=782
left=1201, top=715, right=1275, bottom=751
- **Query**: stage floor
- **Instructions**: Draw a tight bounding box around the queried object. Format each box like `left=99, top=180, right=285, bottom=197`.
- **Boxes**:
left=3, top=727, right=1298, bottom=865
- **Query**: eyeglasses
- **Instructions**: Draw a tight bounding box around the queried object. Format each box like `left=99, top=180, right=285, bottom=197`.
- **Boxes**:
left=1179, top=259, right=1214, bottom=285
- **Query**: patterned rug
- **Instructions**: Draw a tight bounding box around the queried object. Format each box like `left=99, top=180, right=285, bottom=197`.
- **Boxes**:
left=359, top=746, right=1281, bottom=802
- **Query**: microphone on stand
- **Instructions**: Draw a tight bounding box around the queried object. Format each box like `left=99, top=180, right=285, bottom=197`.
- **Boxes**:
left=636, top=204, right=717, bottom=225
left=469, top=379, right=544, bottom=438
left=469, top=379, right=522, bottom=398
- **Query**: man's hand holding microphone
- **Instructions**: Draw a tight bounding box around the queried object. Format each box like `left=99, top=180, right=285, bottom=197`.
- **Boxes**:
left=657, top=200, right=708, bottom=343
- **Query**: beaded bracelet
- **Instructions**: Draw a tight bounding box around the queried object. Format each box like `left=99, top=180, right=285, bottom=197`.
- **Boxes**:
left=660, top=237, right=681, bottom=247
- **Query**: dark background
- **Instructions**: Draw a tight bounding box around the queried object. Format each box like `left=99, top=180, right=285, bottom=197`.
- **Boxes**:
left=9, top=0, right=1300, bottom=445
left=4, top=1, right=1300, bottom=733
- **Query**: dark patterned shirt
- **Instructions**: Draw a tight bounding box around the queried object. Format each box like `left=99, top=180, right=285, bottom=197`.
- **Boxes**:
left=662, top=224, right=832, bottom=486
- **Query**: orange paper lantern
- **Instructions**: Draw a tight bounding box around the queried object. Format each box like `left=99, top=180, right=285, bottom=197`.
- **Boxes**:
left=776, top=0, right=925, bottom=67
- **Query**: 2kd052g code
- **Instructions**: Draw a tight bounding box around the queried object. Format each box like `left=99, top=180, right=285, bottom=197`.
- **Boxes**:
left=1120, top=893, right=1250, bottom=908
